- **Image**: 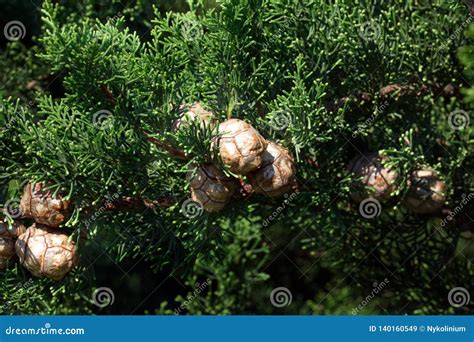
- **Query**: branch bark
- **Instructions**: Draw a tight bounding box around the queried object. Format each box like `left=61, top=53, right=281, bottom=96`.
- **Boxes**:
left=141, top=130, right=190, bottom=161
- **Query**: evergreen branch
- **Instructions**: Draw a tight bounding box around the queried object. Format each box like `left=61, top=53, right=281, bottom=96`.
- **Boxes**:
left=142, top=131, right=191, bottom=160
left=104, top=195, right=176, bottom=210
left=98, top=84, right=190, bottom=161
left=326, top=82, right=463, bottom=112
left=99, top=84, right=117, bottom=106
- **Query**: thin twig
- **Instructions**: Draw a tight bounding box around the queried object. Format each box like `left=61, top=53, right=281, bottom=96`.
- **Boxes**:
left=142, top=130, right=191, bottom=160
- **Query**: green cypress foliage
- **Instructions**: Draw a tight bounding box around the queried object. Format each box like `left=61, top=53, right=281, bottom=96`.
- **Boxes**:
left=0, top=0, right=472, bottom=314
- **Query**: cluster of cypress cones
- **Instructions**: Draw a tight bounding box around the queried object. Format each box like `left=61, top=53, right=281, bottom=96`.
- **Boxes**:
left=176, top=103, right=297, bottom=213
left=0, top=183, right=78, bottom=281
left=348, top=153, right=446, bottom=214
left=176, top=104, right=447, bottom=214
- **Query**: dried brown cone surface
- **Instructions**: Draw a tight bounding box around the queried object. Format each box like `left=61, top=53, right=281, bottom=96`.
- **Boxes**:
left=188, top=164, right=238, bottom=213
left=0, top=221, right=26, bottom=270
left=172, top=102, right=215, bottom=131
left=15, top=224, right=79, bottom=281
left=216, top=119, right=267, bottom=175
left=20, top=182, right=72, bottom=227
left=248, top=141, right=296, bottom=198
left=403, top=169, right=446, bottom=214
left=348, top=153, right=398, bottom=202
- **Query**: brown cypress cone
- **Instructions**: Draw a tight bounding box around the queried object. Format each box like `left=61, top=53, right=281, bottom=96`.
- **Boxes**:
left=0, top=221, right=26, bottom=270
left=20, top=182, right=72, bottom=227
left=15, top=224, right=79, bottom=281
left=188, top=164, right=238, bottom=213
left=348, top=153, right=398, bottom=202
left=248, top=141, right=296, bottom=197
left=403, top=169, right=446, bottom=214
left=216, top=119, right=267, bottom=175
left=172, top=102, right=215, bottom=131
